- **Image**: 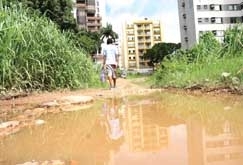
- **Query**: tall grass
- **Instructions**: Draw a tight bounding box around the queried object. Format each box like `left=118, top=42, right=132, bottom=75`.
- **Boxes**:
left=0, top=4, right=99, bottom=91
left=153, top=27, right=243, bottom=89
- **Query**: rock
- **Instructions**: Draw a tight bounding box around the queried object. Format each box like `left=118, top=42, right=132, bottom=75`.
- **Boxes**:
left=0, top=120, right=20, bottom=129
left=232, top=77, right=240, bottom=85
left=0, top=120, right=21, bottom=137
left=41, top=100, right=59, bottom=107
left=224, top=106, right=232, bottom=111
left=221, top=72, right=231, bottom=78
left=35, top=119, right=45, bottom=125
left=50, top=160, right=65, bottom=165
left=33, top=108, right=46, bottom=114
left=59, top=95, right=93, bottom=104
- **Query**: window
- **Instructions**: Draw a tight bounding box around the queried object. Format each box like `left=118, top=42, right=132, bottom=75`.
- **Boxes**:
left=215, top=5, right=221, bottom=11
left=234, top=5, right=238, bottom=10
left=217, top=30, right=224, bottom=37
left=182, top=2, right=185, bottom=7
left=228, top=5, right=233, bottom=11
left=184, top=25, right=187, bottom=30
left=204, top=5, right=208, bottom=10
left=197, top=5, right=201, bottom=10
left=199, top=31, right=204, bottom=36
left=210, top=4, right=214, bottom=10
left=184, top=37, right=188, bottom=42
left=198, top=18, right=202, bottom=23
left=211, top=17, right=216, bottom=23
left=230, top=17, right=237, bottom=23
left=183, top=14, right=186, bottom=19
left=215, top=17, right=222, bottom=24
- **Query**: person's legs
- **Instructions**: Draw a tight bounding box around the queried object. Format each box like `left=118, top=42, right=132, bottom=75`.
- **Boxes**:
left=108, top=76, right=113, bottom=89
left=106, top=65, right=113, bottom=89
left=111, top=65, right=117, bottom=88
left=113, top=77, right=116, bottom=88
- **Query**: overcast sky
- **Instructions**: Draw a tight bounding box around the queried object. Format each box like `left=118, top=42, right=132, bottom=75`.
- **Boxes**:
left=99, top=0, right=181, bottom=43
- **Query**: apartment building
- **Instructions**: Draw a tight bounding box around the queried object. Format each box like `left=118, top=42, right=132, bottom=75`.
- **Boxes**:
left=72, top=0, right=102, bottom=32
left=122, top=19, right=163, bottom=71
left=178, top=0, right=243, bottom=49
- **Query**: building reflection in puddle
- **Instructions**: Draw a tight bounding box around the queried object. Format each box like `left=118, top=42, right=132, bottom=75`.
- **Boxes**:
left=187, top=119, right=243, bottom=165
left=99, top=97, right=187, bottom=165
left=100, top=97, right=243, bottom=165
left=1, top=94, right=243, bottom=165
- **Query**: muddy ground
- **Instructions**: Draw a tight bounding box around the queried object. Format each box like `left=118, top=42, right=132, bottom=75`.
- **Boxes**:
left=0, top=77, right=242, bottom=118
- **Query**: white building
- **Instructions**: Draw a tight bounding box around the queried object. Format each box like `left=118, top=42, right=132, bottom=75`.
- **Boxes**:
left=178, top=0, right=243, bottom=49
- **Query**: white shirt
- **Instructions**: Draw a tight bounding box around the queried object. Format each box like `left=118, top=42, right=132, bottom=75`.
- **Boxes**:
left=103, top=44, right=118, bottom=65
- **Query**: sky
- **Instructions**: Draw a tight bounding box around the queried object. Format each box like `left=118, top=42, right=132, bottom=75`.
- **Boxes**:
left=99, top=0, right=181, bottom=43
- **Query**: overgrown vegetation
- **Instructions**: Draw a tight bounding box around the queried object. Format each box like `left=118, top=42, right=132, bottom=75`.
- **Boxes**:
left=0, top=4, right=99, bottom=92
left=152, top=25, right=243, bottom=90
left=2, top=0, right=76, bottom=31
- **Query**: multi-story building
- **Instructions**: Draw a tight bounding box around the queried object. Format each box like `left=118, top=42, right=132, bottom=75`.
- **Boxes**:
left=178, top=0, right=243, bottom=49
left=72, top=0, right=102, bottom=32
left=122, top=19, right=163, bottom=71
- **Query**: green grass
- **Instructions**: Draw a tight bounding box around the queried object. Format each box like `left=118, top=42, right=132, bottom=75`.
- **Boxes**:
left=0, top=4, right=100, bottom=92
left=152, top=29, right=243, bottom=89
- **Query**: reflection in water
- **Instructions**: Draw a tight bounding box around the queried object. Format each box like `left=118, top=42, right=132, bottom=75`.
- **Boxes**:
left=101, top=98, right=124, bottom=141
left=1, top=92, right=243, bottom=165
left=188, top=119, right=243, bottom=165
left=125, top=103, right=169, bottom=152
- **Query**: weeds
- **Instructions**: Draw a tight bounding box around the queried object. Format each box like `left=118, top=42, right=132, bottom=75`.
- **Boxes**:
left=153, top=27, right=243, bottom=90
left=0, top=4, right=99, bottom=92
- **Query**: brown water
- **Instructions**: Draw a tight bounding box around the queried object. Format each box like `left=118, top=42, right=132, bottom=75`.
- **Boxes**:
left=1, top=92, right=243, bottom=165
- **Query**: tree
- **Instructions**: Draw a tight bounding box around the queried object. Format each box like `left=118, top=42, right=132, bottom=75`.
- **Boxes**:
left=143, top=42, right=181, bottom=70
left=2, top=0, right=77, bottom=31
left=68, top=29, right=102, bottom=56
left=100, top=23, right=118, bottom=42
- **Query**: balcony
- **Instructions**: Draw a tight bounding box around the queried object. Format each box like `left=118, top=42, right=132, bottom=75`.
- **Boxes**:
left=126, top=25, right=134, bottom=29
left=153, top=24, right=160, bottom=28
left=87, top=16, right=102, bottom=20
left=86, top=5, right=95, bottom=13
left=76, top=3, right=86, bottom=8
left=76, top=0, right=85, bottom=3
left=87, top=22, right=102, bottom=27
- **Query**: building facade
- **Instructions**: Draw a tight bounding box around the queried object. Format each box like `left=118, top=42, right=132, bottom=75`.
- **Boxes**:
left=178, top=0, right=243, bottom=49
left=122, top=19, right=163, bottom=71
left=72, top=0, right=102, bottom=32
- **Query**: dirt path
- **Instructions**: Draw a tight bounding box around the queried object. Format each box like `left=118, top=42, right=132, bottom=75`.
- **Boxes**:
left=0, top=78, right=152, bottom=113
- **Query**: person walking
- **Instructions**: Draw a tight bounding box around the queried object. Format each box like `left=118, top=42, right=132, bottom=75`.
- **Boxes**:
left=102, top=38, right=119, bottom=89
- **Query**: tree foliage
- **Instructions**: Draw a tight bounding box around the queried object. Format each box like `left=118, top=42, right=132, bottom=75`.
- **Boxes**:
left=100, top=23, right=118, bottom=42
left=69, top=29, right=102, bottom=55
left=2, top=0, right=77, bottom=31
left=143, top=42, right=181, bottom=68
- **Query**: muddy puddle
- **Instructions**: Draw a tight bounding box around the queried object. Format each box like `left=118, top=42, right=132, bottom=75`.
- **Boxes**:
left=1, top=92, right=243, bottom=165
